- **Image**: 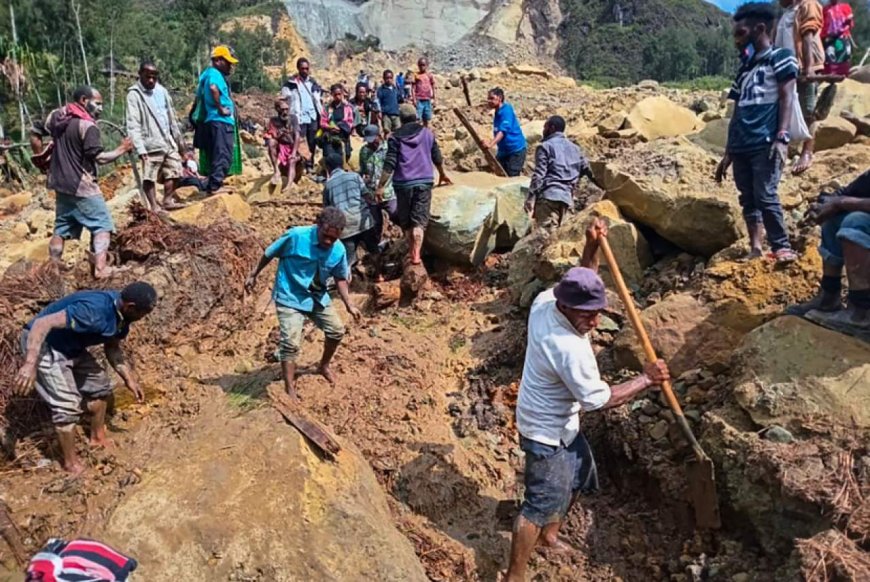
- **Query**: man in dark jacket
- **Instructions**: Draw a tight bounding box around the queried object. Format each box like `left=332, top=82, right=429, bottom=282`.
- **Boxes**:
left=31, top=85, right=133, bottom=278
left=376, top=104, right=451, bottom=266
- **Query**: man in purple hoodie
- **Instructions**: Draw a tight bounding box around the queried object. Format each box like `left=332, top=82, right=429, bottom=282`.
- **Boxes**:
left=375, top=103, right=451, bottom=265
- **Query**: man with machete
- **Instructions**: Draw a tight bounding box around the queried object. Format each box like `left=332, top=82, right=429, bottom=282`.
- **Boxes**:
left=503, top=218, right=671, bottom=582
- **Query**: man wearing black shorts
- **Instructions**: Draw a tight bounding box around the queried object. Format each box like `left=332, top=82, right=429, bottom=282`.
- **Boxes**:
left=376, top=103, right=451, bottom=266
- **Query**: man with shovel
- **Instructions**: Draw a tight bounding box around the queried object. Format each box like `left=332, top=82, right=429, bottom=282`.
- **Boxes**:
left=503, top=218, right=670, bottom=582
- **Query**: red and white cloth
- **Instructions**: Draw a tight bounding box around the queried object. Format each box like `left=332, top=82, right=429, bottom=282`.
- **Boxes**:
left=26, top=538, right=137, bottom=582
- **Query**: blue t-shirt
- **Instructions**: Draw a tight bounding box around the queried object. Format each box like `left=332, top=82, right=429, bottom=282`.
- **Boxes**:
left=377, top=85, right=401, bottom=116
left=25, top=290, right=130, bottom=357
left=264, top=225, right=349, bottom=311
left=493, top=103, right=527, bottom=157
left=727, top=47, right=798, bottom=154
left=197, top=66, right=234, bottom=125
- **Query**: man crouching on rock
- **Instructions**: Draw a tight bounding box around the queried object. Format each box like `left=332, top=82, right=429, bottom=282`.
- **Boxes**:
left=14, top=282, right=157, bottom=475
left=503, top=219, right=670, bottom=582
left=245, top=207, right=362, bottom=401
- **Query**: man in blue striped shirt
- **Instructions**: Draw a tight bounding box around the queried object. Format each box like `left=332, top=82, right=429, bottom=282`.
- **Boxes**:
left=716, top=2, right=799, bottom=264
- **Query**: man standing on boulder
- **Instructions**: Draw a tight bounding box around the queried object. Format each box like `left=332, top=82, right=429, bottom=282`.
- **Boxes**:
left=281, top=58, right=324, bottom=173
left=13, top=282, right=158, bottom=475
left=504, top=219, right=670, bottom=582
left=774, top=0, right=824, bottom=175
left=376, top=103, right=451, bottom=266
left=31, top=86, right=134, bottom=278
left=484, top=88, right=527, bottom=177
left=126, top=60, right=186, bottom=212
left=245, top=208, right=362, bottom=401
left=787, top=169, right=870, bottom=336
left=715, top=2, right=799, bottom=264
left=194, top=45, right=239, bottom=195
left=525, top=116, right=597, bottom=229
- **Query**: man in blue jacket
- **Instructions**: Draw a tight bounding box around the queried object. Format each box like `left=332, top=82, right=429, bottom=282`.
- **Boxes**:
left=484, top=87, right=527, bottom=177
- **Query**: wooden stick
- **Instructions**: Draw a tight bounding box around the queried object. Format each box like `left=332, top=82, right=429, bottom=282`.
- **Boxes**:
left=598, top=236, right=709, bottom=463
left=452, top=107, right=507, bottom=177
left=267, top=385, right=341, bottom=460
left=460, top=75, right=471, bottom=107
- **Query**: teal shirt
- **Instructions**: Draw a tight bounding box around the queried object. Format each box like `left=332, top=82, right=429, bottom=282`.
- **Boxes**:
left=197, top=66, right=234, bottom=125
left=264, top=225, right=349, bottom=311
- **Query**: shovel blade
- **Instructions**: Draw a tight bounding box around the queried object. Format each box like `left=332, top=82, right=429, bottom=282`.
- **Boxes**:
left=687, top=458, right=721, bottom=529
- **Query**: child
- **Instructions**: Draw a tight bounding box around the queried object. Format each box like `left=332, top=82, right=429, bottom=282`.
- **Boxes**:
left=411, top=58, right=435, bottom=127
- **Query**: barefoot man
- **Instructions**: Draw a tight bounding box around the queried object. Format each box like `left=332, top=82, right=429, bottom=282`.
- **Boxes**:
left=245, top=207, right=362, bottom=400
left=504, top=219, right=670, bottom=581
left=14, top=282, right=157, bottom=475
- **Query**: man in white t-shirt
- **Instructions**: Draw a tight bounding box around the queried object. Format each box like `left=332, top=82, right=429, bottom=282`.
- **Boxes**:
left=504, top=218, right=671, bottom=582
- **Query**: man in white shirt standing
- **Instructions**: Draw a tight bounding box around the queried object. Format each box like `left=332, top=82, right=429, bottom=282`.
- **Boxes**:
left=504, top=219, right=671, bottom=582
left=281, top=58, right=324, bottom=173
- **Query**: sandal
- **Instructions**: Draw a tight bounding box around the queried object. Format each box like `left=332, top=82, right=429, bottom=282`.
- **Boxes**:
left=770, top=248, right=799, bottom=264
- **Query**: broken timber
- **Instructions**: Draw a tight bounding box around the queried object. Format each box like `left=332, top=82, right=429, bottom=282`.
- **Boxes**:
left=0, top=500, right=27, bottom=566
left=460, top=75, right=472, bottom=107
left=452, top=107, right=507, bottom=177
left=267, top=385, right=341, bottom=460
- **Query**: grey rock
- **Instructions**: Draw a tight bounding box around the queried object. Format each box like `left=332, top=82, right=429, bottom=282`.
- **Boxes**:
left=763, top=425, right=795, bottom=444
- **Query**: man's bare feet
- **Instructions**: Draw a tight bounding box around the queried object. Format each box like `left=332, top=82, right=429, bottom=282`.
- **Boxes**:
left=317, top=364, right=336, bottom=385
left=270, top=172, right=281, bottom=186
left=93, top=265, right=131, bottom=280
left=63, top=459, right=86, bottom=476
left=89, top=436, right=115, bottom=450
left=792, top=151, right=813, bottom=175
left=537, top=535, right=577, bottom=554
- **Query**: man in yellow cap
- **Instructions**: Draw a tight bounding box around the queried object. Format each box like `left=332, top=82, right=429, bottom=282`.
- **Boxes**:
left=193, top=45, right=238, bottom=194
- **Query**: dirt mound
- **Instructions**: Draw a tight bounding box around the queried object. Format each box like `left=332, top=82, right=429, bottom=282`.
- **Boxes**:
left=103, top=403, right=426, bottom=581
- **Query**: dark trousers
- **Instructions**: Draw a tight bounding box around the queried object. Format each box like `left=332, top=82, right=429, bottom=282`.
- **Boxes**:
left=300, top=122, right=317, bottom=169
left=205, top=121, right=234, bottom=193
left=498, top=148, right=527, bottom=177
left=731, top=149, right=790, bottom=251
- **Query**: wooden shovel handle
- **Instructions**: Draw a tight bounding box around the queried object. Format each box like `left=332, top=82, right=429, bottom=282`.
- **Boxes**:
left=599, top=235, right=711, bottom=464
left=597, top=236, right=685, bottom=416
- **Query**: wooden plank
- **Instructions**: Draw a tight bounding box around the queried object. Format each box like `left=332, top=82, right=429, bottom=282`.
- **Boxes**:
left=0, top=500, right=27, bottom=566
left=452, top=107, right=507, bottom=177
left=267, top=385, right=341, bottom=460
left=460, top=75, right=471, bottom=107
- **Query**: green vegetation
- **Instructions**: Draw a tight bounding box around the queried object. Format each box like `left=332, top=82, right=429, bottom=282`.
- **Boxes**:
left=558, top=0, right=736, bottom=84
left=0, top=0, right=289, bottom=139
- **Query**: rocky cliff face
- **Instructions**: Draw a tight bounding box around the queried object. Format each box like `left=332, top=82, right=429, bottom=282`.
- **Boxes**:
left=285, top=0, right=496, bottom=50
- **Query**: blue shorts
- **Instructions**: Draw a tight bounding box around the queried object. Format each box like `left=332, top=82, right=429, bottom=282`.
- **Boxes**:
left=519, top=434, right=599, bottom=527
left=416, top=99, right=433, bottom=122
left=54, top=193, right=114, bottom=240
left=820, top=211, right=870, bottom=267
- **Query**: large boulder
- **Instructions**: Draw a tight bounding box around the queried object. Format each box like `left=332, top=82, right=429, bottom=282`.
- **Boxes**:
left=171, top=193, right=252, bottom=226
left=537, top=200, right=652, bottom=288
left=425, top=172, right=530, bottom=266
left=590, top=140, right=743, bottom=256
left=596, top=110, right=628, bottom=135
left=612, top=293, right=744, bottom=375
left=689, top=117, right=729, bottom=156
left=827, top=78, right=870, bottom=118
left=814, top=116, right=857, bottom=151
left=521, top=120, right=546, bottom=148
left=104, top=406, right=426, bottom=581
left=701, top=243, right=822, bottom=331
left=732, top=316, right=870, bottom=432
left=624, top=96, right=704, bottom=141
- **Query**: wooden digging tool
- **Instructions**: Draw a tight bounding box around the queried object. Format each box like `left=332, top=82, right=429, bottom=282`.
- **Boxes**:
left=460, top=75, right=472, bottom=107
left=599, top=235, right=721, bottom=529
left=0, top=500, right=27, bottom=566
left=453, top=107, right=507, bottom=177
left=267, top=385, right=342, bottom=460
left=97, top=120, right=149, bottom=207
